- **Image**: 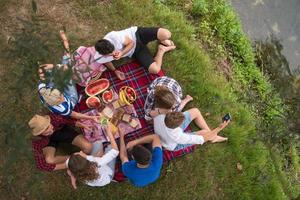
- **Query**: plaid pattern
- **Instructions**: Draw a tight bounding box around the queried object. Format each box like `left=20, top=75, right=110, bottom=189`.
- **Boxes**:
left=144, top=76, right=183, bottom=120
left=75, top=61, right=196, bottom=181
left=31, top=113, right=76, bottom=171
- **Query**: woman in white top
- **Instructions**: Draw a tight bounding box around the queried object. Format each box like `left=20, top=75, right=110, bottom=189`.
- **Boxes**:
left=66, top=123, right=119, bottom=188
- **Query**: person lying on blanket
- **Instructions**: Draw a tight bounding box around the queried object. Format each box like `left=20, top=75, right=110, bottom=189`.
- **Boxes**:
left=38, top=64, right=100, bottom=122
left=59, top=30, right=125, bottom=84
left=119, top=132, right=163, bottom=187
left=29, top=113, right=93, bottom=171
left=144, top=76, right=193, bottom=121
left=152, top=108, right=229, bottom=151
left=94, top=26, right=176, bottom=74
left=66, top=123, right=119, bottom=188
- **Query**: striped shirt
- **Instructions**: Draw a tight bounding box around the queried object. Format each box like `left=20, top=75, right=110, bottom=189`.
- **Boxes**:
left=38, top=82, right=74, bottom=117
left=144, top=76, right=183, bottom=120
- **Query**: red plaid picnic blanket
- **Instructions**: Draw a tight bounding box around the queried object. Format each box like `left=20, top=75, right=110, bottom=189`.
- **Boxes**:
left=75, top=61, right=196, bottom=181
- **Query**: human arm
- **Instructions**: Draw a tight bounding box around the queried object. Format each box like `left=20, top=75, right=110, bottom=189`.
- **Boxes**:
left=38, top=64, right=54, bottom=81
left=105, top=123, right=118, bottom=151
left=113, top=36, right=134, bottom=60
left=77, top=148, right=119, bottom=166
left=150, top=108, right=171, bottom=118
left=75, top=121, right=93, bottom=132
left=104, top=62, right=125, bottom=80
left=59, top=30, right=70, bottom=53
left=177, top=95, right=193, bottom=111
left=70, top=111, right=100, bottom=123
left=53, top=162, right=68, bottom=170
left=119, top=130, right=129, bottom=164
left=126, top=134, right=162, bottom=150
left=168, top=128, right=206, bottom=145
left=67, top=169, right=77, bottom=189
left=199, top=120, right=230, bottom=142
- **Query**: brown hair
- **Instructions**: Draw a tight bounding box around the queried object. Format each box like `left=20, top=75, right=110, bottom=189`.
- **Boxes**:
left=68, top=155, right=99, bottom=182
left=165, top=112, right=185, bottom=129
left=132, top=145, right=152, bottom=165
left=154, top=86, right=176, bottom=109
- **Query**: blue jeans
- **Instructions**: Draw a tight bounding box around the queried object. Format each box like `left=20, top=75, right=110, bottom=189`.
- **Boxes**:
left=174, top=111, right=196, bottom=151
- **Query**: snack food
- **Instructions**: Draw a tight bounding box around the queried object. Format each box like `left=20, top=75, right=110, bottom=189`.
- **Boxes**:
left=85, top=78, right=110, bottom=96
left=112, top=100, right=121, bottom=109
left=129, top=119, right=139, bottom=128
left=102, top=89, right=113, bottom=104
left=118, top=86, right=136, bottom=106
left=122, top=113, right=131, bottom=123
left=102, top=106, right=114, bottom=118
left=99, top=116, right=109, bottom=125
left=86, top=96, right=101, bottom=108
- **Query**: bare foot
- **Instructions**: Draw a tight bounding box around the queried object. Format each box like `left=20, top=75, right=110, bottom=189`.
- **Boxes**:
left=160, top=39, right=175, bottom=47
left=184, top=95, right=193, bottom=102
left=211, top=136, right=228, bottom=143
left=158, top=44, right=176, bottom=53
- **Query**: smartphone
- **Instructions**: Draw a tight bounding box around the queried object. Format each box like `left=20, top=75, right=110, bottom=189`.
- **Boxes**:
left=222, top=113, right=231, bottom=122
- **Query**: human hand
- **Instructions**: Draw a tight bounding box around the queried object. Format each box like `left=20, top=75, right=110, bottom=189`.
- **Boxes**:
left=74, top=151, right=87, bottom=158
left=83, top=124, right=94, bottom=132
left=114, top=70, right=125, bottom=80
left=218, top=120, right=230, bottom=130
left=75, top=121, right=92, bottom=131
left=38, top=64, right=54, bottom=80
left=126, top=140, right=136, bottom=150
left=113, top=51, right=122, bottom=60
left=67, top=169, right=77, bottom=190
left=185, top=95, right=193, bottom=102
left=104, top=122, right=112, bottom=134
left=90, top=115, right=101, bottom=123
left=119, top=129, right=125, bottom=138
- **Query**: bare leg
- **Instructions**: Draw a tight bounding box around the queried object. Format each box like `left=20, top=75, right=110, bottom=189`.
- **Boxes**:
left=157, top=28, right=172, bottom=41
left=72, top=135, right=93, bottom=154
left=148, top=44, right=176, bottom=74
left=156, top=28, right=176, bottom=46
left=43, top=146, right=69, bottom=164
left=178, top=95, right=193, bottom=111
left=196, top=121, right=229, bottom=143
left=187, top=108, right=211, bottom=131
left=211, top=136, right=228, bottom=143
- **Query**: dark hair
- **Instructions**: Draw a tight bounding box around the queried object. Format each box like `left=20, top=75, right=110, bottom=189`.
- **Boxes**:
left=68, top=155, right=99, bottom=182
left=165, top=112, right=185, bottom=129
left=132, top=145, right=152, bottom=165
left=154, top=86, right=176, bottom=109
left=95, top=39, right=114, bottom=55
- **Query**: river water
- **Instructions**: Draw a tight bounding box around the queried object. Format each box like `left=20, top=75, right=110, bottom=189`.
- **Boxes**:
left=230, top=0, right=300, bottom=74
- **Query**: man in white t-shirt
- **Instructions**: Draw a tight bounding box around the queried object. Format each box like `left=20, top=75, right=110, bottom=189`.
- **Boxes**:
left=153, top=108, right=230, bottom=151
left=94, top=26, right=176, bottom=74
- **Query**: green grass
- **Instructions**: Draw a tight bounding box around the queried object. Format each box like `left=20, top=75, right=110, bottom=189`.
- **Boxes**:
left=0, top=0, right=297, bottom=199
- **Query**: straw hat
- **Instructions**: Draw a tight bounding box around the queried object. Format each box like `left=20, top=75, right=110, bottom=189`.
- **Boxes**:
left=39, top=88, right=63, bottom=106
left=28, top=114, right=51, bottom=136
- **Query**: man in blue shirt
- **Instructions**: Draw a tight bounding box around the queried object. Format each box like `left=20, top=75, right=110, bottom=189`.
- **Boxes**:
left=119, top=132, right=163, bottom=187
